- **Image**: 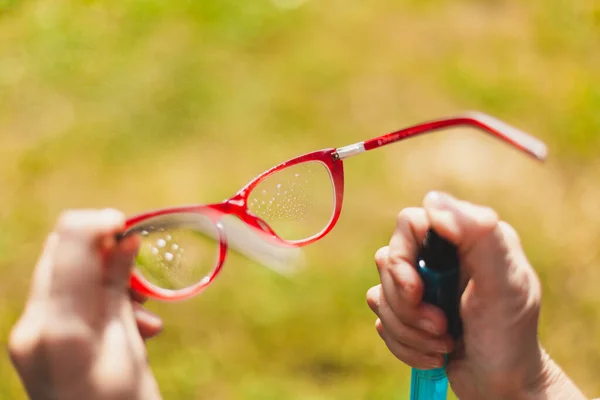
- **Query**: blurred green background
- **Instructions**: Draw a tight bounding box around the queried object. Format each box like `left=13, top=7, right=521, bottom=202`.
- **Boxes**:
left=1, top=0, right=600, bottom=398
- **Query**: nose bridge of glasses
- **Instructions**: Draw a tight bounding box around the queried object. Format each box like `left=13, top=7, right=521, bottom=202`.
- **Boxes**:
left=225, top=193, right=247, bottom=207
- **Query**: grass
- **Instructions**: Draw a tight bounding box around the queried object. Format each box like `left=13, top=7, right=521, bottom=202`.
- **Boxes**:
left=1, top=0, right=600, bottom=398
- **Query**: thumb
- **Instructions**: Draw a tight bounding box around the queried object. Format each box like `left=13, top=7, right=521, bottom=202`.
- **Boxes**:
left=422, top=191, right=525, bottom=295
left=102, top=234, right=141, bottom=319
left=422, top=191, right=498, bottom=252
left=104, top=234, right=140, bottom=291
left=48, top=209, right=127, bottom=317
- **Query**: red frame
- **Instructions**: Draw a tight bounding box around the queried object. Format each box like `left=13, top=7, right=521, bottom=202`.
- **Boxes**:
left=362, top=111, right=547, bottom=160
left=126, top=111, right=547, bottom=301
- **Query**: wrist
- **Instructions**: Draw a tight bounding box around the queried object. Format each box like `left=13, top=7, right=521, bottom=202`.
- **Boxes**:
left=513, top=348, right=587, bottom=400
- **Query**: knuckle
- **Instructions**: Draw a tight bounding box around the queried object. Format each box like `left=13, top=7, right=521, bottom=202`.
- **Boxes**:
left=498, top=220, right=522, bottom=247
left=387, top=267, right=420, bottom=305
left=525, top=269, right=542, bottom=311
left=55, top=210, right=83, bottom=234
left=39, top=319, right=93, bottom=353
left=472, top=202, right=500, bottom=225
left=8, top=319, right=42, bottom=366
left=462, top=202, right=500, bottom=239
left=374, top=246, right=389, bottom=271
left=483, top=205, right=500, bottom=223
left=366, top=285, right=382, bottom=312
left=375, top=318, right=385, bottom=336
left=395, top=274, right=417, bottom=297
left=386, top=246, right=405, bottom=266
left=395, top=207, right=419, bottom=230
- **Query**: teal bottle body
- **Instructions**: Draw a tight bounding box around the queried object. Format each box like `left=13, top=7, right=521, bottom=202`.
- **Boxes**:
left=409, top=230, right=461, bottom=400
left=416, top=258, right=461, bottom=338
left=410, top=367, right=449, bottom=399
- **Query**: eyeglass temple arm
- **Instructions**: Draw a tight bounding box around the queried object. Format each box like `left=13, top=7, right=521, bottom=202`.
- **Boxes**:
left=334, top=111, right=548, bottom=161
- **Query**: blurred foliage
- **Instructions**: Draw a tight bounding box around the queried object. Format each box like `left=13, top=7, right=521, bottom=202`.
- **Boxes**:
left=1, top=0, right=600, bottom=399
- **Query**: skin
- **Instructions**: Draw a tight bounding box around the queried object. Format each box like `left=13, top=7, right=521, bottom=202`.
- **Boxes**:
left=366, top=191, right=593, bottom=400
left=8, top=209, right=164, bottom=400
left=7, top=197, right=598, bottom=399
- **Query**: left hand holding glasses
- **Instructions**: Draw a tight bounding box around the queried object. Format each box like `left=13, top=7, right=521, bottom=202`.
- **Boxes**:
left=9, top=209, right=163, bottom=400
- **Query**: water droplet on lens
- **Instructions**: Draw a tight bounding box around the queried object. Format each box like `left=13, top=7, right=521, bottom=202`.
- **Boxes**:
left=172, top=244, right=179, bottom=251
left=141, top=230, right=149, bottom=236
left=164, top=252, right=174, bottom=261
left=157, top=239, right=166, bottom=248
left=151, top=247, right=159, bottom=255
left=165, top=234, right=172, bottom=241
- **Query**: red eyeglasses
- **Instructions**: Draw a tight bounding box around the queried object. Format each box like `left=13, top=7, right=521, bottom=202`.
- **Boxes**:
left=123, top=111, right=548, bottom=301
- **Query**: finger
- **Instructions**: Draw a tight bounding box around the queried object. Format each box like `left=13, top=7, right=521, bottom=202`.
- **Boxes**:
left=132, top=303, right=163, bottom=340
left=422, top=191, right=498, bottom=253
left=381, top=208, right=429, bottom=308
left=26, top=232, right=61, bottom=308
left=54, top=209, right=126, bottom=244
left=374, top=208, right=448, bottom=336
left=375, top=319, right=445, bottom=370
left=48, top=209, right=125, bottom=317
left=367, top=286, right=453, bottom=353
left=10, top=233, right=64, bottom=376
left=375, top=245, right=423, bottom=311
left=388, top=207, right=430, bottom=271
left=423, top=191, right=529, bottom=295
left=104, top=234, right=140, bottom=292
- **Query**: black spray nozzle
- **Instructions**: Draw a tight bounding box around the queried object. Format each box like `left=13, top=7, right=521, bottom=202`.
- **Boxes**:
left=420, top=229, right=459, bottom=272
left=418, top=228, right=462, bottom=339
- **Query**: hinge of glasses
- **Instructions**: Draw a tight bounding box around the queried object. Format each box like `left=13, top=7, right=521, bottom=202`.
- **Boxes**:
left=334, top=142, right=366, bottom=160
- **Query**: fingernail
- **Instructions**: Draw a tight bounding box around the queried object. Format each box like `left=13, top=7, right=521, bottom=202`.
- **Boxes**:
left=435, top=342, right=448, bottom=354
left=419, top=319, right=438, bottom=335
left=135, top=307, right=162, bottom=327
left=426, top=357, right=443, bottom=369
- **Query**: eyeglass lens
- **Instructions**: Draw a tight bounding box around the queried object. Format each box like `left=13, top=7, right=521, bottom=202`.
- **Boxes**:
left=127, top=213, right=221, bottom=290
left=246, top=160, right=336, bottom=242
